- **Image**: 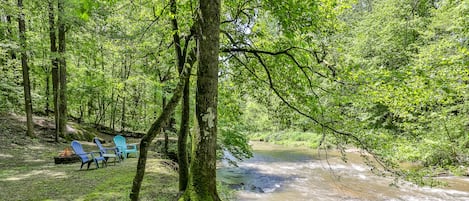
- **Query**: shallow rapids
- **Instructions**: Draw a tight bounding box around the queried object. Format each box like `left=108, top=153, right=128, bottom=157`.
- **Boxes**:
left=217, top=142, right=469, bottom=201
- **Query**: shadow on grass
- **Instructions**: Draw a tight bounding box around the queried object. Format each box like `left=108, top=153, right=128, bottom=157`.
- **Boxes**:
left=0, top=157, right=179, bottom=201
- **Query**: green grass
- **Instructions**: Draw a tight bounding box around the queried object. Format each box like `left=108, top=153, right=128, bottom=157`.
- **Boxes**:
left=0, top=114, right=180, bottom=201
left=249, top=130, right=332, bottom=149
left=0, top=141, right=179, bottom=201
left=0, top=114, right=237, bottom=201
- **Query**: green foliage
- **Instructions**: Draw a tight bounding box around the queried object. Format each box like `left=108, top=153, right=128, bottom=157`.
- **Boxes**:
left=250, top=131, right=330, bottom=149
left=0, top=60, right=23, bottom=112
left=333, top=0, right=469, bottom=176
left=1, top=0, right=468, bottom=188
left=218, top=80, right=253, bottom=162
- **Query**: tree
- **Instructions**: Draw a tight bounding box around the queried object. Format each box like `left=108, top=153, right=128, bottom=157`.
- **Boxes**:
left=129, top=64, right=189, bottom=201
left=180, top=0, right=221, bottom=200
left=48, top=0, right=60, bottom=142
left=47, top=0, right=67, bottom=141
left=169, top=0, right=196, bottom=191
left=17, top=0, right=34, bottom=137
left=57, top=0, right=67, bottom=138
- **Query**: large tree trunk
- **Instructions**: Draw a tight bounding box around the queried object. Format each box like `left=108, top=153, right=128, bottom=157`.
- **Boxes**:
left=48, top=0, right=60, bottom=142
left=17, top=0, right=34, bottom=137
left=181, top=0, right=221, bottom=200
left=129, top=67, right=189, bottom=201
left=57, top=0, right=67, bottom=137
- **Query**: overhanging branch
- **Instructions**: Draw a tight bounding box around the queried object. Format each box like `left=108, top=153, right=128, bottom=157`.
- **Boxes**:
left=248, top=52, right=399, bottom=177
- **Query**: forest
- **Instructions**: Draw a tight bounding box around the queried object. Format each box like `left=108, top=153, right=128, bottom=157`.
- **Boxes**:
left=1, top=0, right=468, bottom=200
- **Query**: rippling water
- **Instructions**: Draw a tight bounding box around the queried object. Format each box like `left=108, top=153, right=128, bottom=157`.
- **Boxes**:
left=217, top=142, right=469, bottom=201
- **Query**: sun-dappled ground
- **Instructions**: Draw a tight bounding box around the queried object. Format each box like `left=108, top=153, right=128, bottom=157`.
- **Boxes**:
left=0, top=114, right=179, bottom=201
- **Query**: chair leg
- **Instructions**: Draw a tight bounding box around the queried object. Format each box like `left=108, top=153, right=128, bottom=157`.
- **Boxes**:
left=103, top=159, right=107, bottom=167
left=87, top=161, right=93, bottom=169
left=80, top=162, right=85, bottom=170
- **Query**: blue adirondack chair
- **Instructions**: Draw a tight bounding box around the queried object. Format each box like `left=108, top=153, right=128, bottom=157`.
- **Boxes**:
left=71, top=140, right=106, bottom=170
left=93, top=137, right=121, bottom=165
left=113, top=135, right=138, bottom=159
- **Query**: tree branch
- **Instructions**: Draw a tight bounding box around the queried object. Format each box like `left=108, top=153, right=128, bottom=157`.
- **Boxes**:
left=130, top=65, right=190, bottom=201
left=250, top=52, right=398, bottom=177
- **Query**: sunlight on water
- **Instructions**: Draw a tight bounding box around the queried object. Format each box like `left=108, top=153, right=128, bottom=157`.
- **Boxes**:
left=218, top=142, right=469, bottom=201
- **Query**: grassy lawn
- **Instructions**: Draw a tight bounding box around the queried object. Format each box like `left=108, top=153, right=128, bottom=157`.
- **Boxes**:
left=0, top=115, right=179, bottom=201
left=0, top=141, right=179, bottom=201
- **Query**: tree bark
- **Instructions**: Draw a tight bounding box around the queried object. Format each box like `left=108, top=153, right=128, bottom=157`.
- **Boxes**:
left=129, top=67, right=189, bottom=201
left=48, top=0, right=60, bottom=142
left=45, top=63, right=50, bottom=116
left=181, top=0, right=221, bottom=200
left=170, top=0, right=197, bottom=191
left=57, top=0, right=67, bottom=137
left=162, top=94, right=168, bottom=156
left=177, top=60, right=192, bottom=192
left=177, top=49, right=195, bottom=192
left=17, top=0, right=34, bottom=137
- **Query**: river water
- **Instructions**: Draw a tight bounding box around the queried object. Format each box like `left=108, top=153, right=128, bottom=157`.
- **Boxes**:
left=217, top=142, right=469, bottom=201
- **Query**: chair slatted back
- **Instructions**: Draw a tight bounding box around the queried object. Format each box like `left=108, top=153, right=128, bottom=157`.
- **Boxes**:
left=71, top=140, right=90, bottom=162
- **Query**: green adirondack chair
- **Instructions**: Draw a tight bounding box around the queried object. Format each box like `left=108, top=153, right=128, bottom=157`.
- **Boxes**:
left=113, top=135, right=138, bottom=159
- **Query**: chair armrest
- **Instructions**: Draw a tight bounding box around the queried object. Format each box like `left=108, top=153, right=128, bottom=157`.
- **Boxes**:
left=128, top=143, right=138, bottom=150
left=103, top=147, right=118, bottom=154
left=77, top=153, right=90, bottom=158
left=116, top=146, right=125, bottom=152
left=90, top=151, right=103, bottom=158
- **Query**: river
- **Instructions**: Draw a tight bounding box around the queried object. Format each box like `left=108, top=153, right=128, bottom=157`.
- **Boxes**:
left=217, top=142, right=469, bottom=201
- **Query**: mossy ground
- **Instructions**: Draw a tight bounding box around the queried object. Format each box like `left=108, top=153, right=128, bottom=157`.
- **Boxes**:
left=0, top=114, right=179, bottom=201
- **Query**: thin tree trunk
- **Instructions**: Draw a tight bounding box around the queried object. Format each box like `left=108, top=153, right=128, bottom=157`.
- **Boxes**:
left=182, top=0, right=221, bottom=200
left=177, top=65, right=191, bottom=191
left=45, top=73, right=50, bottom=115
left=112, top=95, right=119, bottom=132
left=121, top=56, right=129, bottom=132
left=162, top=95, right=168, bottom=155
left=48, top=0, right=60, bottom=142
left=110, top=87, right=116, bottom=131
left=18, top=0, right=34, bottom=137
left=100, top=46, right=106, bottom=126
left=178, top=48, right=195, bottom=191
left=130, top=66, right=189, bottom=201
left=44, top=51, right=50, bottom=116
left=121, top=91, right=126, bottom=131
left=57, top=0, right=67, bottom=137
left=79, top=105, right=83, bottom=123
left=170, top=0, right=197, bottom=191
